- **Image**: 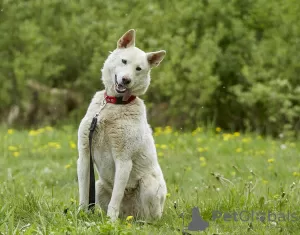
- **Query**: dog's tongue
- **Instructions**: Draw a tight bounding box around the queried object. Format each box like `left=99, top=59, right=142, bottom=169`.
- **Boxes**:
left=122, top=90, right=131, bottom=101
left=116, top=84, right=126, bottom=92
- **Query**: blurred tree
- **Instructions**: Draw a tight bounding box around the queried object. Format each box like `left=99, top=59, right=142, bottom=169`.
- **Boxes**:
left=0, top=0, right=299, bottom=136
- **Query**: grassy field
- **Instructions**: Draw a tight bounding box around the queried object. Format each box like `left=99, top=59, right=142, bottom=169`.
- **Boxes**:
left=0, top=125, right=300, bottom=234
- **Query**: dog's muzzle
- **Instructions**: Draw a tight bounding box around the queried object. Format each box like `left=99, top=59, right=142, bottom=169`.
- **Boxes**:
left=115, top=75, right=128, bottom=93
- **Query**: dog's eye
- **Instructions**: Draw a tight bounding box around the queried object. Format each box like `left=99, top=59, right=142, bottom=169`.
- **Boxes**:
left=136, top=66, right=142, bottom=71
left=122, top=59, right=127, bottom=65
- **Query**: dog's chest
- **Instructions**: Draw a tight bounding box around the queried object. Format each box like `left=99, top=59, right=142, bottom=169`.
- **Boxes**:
left=91, top=104, right=149, bottom=184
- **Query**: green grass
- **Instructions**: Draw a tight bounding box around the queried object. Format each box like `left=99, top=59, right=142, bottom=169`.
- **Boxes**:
left=1, top=126, right=300, bottom=234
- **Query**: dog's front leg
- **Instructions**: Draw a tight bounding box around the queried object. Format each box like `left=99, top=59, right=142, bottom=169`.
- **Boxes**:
left=77, top=149, right=90, bottom=210
left=77, top=120, right=90, bottom=210
left=107, top=159, right=132, bottom=221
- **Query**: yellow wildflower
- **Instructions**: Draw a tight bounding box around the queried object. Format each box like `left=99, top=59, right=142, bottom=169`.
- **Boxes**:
left=223, top=133, right=232, bottom=141
left=242, top=137, right=251, bottom=143
left=154, top=127, right=162, bottom=136
left=64, top=164, right=71, bottom=169
left=8, top=146, right=18, bottom=151
left=7, top=129, right=14, bottom=134
left=234, top=132, right=240, bottom=137
left=185, top=166, right=192, bottom=171
left=236, top=148, right=242, bottom=153
left=199, top=156, right=206, bottom=161
left=192, top=127, right=203, bottom=136
left=197, top=147, right=208, bottom=153
left=126, top=216, right=134, bottom=221
left=13, top=152, right=20, bottom=157
left=48, top=142, right=61, bottom=149
left=216, top=127, right=222, bottom=132
left=293, top=172, right=300, bottom=177
left=267, top=158, right=275, bottom=163
left=69, top=141, right=76, bottom=149
left=28, top=129, right=42, bottom=136
left=289, top=142, right=296, bottom=147
left=160, top=144, right=167, bottom=149
left=158, top=152, right=163, bottom=157
left=127, top=223, right=132, bottom=228
left=45, top=126, right=53, bottom=131
left=164, top=126, right=172, bottom=134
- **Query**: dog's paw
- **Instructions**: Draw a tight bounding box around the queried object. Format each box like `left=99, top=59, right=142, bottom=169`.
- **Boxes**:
left=107, top=205, right=119, bottom=222
left=78, top=204, right=88, bottom=213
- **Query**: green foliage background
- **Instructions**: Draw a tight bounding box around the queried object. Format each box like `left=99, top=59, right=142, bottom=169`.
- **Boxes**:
left=1, top=0, right=300, bottom=135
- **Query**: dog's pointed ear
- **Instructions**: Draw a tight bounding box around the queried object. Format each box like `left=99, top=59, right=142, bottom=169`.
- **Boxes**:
left=117, top=29, right=136, bottom=49
left=147, top=50, right=166, bottom=67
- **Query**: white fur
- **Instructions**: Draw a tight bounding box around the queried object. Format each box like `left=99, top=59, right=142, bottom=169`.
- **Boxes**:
left=77, top=29, right=167, bottom=221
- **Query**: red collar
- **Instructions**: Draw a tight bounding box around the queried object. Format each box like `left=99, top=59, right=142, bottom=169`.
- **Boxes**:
left=104, top=92, right=136, bottom=104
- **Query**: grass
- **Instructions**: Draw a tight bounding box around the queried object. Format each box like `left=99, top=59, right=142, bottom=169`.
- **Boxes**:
left=1, top=125, right=300, bottom=234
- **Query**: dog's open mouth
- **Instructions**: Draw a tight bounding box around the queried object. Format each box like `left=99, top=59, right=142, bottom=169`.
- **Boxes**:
left=115, top=75, right=127, bottom=93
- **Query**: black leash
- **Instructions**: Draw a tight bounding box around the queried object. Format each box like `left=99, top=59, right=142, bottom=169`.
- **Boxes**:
left=87, top=98, right=107, bottom=210
left=88, top=115, right=98, bottom=210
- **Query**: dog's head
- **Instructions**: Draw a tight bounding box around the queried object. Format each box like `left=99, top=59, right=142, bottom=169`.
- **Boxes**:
left=101, top=29, right=166, bottom=98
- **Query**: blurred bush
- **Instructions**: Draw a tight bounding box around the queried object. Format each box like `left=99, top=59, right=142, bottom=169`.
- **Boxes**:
left=1, top=0, right=300, bottom=136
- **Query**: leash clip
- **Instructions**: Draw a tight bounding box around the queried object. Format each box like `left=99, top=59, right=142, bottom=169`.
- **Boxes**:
left=89, top=98, right=107, bottom=132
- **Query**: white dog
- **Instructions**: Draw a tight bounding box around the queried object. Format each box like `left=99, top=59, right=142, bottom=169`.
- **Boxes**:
left=77, top=29, right=167, bottom=221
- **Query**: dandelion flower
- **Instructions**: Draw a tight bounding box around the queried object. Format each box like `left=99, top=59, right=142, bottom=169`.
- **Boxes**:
left=13, top=152, right=20, bottom=157
left=199, top=156, right=206, bottom=161
left=158, top=152, right=163, bottom=157
left=48, top=142, right=61, bottom=149
left=8, top=146, right=18, bottom=151
left=64, top=164, right=71, bottom=169
left=234, top=132, right=240, bottom=137
left=127, top=223, right=132, bottom=228
left=242, top=138, right=251, bottom=143
left=216, top=127, right=222, bottom=132
left=197, top=147, right=207, bottom=153
left=164, top=126, right=172, bottom=134
left=69, top=141, right=76, bottom=149
left=126, top=216, right=134, bottom=221
left=45, top=126, right=53, bottom=131
left=236, top=148, right=242, bottom=153
left=222, top=133, right=232, bottom=141
left=267, top=158, right=275, bottom=163
left=7, top=129, right=14, bottom=134
left=160, top=144, right=167, bottom=149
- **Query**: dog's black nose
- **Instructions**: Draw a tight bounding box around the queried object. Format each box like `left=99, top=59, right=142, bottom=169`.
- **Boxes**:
left=122, top=76, right=131, bottom=85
